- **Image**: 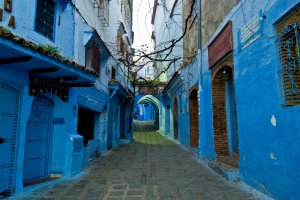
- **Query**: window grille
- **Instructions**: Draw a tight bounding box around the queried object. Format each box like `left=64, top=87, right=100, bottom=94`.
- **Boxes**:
left=35, top=0, right=55, bottom=40
left=98, top=0, right=109, bottom=27
left=277, top=8, right=300, bottom=107
left=121, top=0, right=132, bottom=30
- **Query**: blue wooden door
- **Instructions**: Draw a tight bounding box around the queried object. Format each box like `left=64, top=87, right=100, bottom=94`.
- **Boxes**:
left=23, top=97, right=53, bottom=184
left=0, top=83, right=20, bottom=194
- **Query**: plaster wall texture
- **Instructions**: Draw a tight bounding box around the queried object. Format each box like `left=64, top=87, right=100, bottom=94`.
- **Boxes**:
left=182, top=0, right=198, bottom=66
left=0, top=0, right=75, bottom=59
left=153, top=0, right=183, bottom=81
left=197, top=0, right=300, bottom=199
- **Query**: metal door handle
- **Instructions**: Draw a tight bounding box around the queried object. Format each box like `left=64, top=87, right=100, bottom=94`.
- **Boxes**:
left=0, top=137, right=4, bottom=144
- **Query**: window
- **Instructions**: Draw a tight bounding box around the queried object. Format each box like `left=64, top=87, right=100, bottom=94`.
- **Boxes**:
left=85, top=41, right=100, bottom=74
left=146, top=67, right=150, bottom=75
left=112, top=67, right=116, bottom=80
left=35, top=0, right=56, bottom=40
left=277, top=8, right=300, bottom=107
left=179, top=95, right=183, bottom=114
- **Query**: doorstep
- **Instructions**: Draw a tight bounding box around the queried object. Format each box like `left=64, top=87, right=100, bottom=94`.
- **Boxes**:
left=208, top=161, right=239, bottom=181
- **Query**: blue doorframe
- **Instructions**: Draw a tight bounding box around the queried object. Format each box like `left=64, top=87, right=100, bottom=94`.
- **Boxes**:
left=23, top=96, right=54, bottom=184
left=0, top=83, right=20, bottom=194
left=225, top=78, right=238, bottom=154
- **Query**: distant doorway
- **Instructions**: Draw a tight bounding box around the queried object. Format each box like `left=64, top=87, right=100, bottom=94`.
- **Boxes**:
left=173, top=97, right=178, bottom=140
left=189, top=88, right=199, bottom=147
left=77, top=107, right=95, bottom=147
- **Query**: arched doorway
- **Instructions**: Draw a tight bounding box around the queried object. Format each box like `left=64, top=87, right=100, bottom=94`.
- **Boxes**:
left=173, top=97, right=178, bottom=140
left=0, top=83, right=20, bottom=194
left=23, top=96, right=54, bottom=185
left=211, top=55, right=239, bottom=167
left=189, top=88, right=199, bottom=147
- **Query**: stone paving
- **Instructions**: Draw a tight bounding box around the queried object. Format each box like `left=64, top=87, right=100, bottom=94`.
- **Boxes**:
left=9, top=132, right=256, bottom=200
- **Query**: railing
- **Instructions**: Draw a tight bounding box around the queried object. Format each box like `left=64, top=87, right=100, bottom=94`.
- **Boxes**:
left=98, top=0, right=109, bottom=27
left=90, top=0, right=109, bottom=27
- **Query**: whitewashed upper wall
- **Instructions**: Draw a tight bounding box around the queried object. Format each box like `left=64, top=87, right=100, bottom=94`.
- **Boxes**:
left=153, top=0, right=183, bottom=81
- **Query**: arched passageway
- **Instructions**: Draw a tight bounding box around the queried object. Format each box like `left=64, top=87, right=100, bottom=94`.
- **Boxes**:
left=189, top=88, right=199, bottom=147
left=133, top=95, right=161, bottom=132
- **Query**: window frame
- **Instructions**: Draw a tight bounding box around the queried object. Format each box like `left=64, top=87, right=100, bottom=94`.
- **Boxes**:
left=34, top=0, right=57, bottom=41
left=85, top=40, right=101, bottom=75
left=277, top=8, right=300, bottom=107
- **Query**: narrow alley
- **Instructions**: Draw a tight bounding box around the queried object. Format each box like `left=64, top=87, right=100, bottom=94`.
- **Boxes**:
left=8, top=132, right=255, bottom=200
left=0, top=0, right=299, bottom=199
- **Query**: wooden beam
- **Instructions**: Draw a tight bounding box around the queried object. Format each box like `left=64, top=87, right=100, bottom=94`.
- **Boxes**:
left=56, top=76, right=78, bottom=82
left=64, top=83, right=94, bottom=87
left=30, top=67, right=59, bottom=74
left=0, top=56, right=31, bottom=64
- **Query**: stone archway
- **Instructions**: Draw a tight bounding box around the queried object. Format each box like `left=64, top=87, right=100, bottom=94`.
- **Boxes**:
left=189, top=87, right=199, bottom=147
left=211, top=55, right=239, bottom=167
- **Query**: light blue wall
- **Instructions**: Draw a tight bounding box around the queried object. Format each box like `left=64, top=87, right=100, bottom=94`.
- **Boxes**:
left=0, top=0, right=75, bottom=59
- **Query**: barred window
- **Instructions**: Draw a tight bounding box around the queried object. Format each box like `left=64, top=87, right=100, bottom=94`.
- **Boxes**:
left=35, top=0, right=56, bottom=40
left=85, top=41, right=100, bottom=75
left=277, top=8, right=300, bottom=107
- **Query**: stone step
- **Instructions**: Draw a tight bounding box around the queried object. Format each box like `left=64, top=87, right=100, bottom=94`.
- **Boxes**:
left=208, top=161, right=239, bottom=181
left=218, top=154, right=239, bottom=168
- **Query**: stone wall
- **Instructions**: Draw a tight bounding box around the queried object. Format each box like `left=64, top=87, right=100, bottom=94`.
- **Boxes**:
left=201, top=0, right=240, bottom=46
left=182, top=0, right=198, bottom=66
left=182, top=0, right=240, bottom=66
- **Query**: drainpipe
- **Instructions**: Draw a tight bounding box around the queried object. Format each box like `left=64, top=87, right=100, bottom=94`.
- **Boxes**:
left=197, top=0, right=203, bottom=89
left=197, top=0, right=203, bottom=159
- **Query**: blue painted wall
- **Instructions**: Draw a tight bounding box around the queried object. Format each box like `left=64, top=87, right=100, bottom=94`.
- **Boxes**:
left=198, top=0, right=300, bottom=199
left=134, top=102, right=157, bottom=121
left=0, top=0, right=112, bottom=195
left=0, top=0, right=76, bottom=59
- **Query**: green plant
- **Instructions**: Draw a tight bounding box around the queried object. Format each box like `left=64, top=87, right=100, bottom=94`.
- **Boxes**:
left=39, top=44, right=60, bottom=54
left=0, top=26, right=12, bottom=33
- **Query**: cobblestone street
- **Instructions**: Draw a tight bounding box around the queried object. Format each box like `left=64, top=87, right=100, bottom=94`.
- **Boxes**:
left=9, top=132, right=255, bottom=200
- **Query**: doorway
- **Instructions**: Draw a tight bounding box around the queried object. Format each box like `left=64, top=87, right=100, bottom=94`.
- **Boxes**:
left=0, top=83, right=20, bottom=194
left=173, top=97, right=178, bottom=140
left=211, top=55, right=239, bottom=167
left=77, top=107, right=95, bottom=147
left=23, top=96, right=54, bottom=184
left=189, top=88, right=199, bottom=147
